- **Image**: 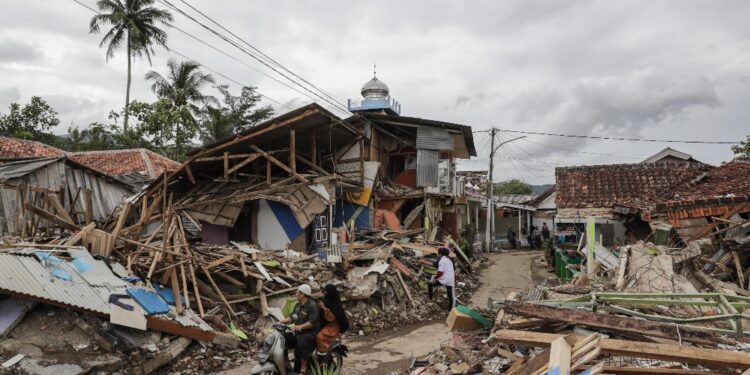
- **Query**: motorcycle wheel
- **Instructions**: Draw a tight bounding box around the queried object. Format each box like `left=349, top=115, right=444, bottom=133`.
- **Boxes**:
left=332, top=351, right=344, bottom=369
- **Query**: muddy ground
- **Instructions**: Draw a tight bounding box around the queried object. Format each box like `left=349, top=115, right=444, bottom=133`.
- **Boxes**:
left=214, top=250, right=549, bottom=375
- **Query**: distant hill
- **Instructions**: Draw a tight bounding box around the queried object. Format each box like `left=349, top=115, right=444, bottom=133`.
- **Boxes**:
left=530, top=184, right=554, bottom=195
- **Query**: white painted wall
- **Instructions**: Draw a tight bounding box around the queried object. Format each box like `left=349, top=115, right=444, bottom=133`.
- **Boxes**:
left=255, top=199, right=291, bottom=250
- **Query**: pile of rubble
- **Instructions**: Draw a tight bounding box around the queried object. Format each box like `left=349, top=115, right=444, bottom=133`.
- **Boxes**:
left=0, top=213, right=478, bottom=374
left=407, top=216, right=750, bottom=374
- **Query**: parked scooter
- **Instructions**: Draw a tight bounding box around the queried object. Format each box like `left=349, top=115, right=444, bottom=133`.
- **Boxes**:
left=251, top=324, right=348, bottom=375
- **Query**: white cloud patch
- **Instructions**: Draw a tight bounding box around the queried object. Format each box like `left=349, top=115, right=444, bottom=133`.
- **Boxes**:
left=0, top=38, right=42, bottom=63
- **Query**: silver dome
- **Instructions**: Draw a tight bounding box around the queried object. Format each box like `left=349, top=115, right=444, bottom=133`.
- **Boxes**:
left=361, top=76, right=389, bottom=99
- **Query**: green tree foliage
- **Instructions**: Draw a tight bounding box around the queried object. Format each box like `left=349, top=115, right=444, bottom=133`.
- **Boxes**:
left=0, top=96, right=60, bottom=140
left=493, top=178, right=532, bottom=195
left=732, top=135, right=750, bottom=158
left=216, top=85, right=274, bottom=134
left=199, top=85, right=274, bottom=145
left=127, top=99, right=196, bottom=160
left=89, top=0, right=172, bottom=132
left=63, top=120, right=153, bottom=151
left=141, top=59, right=216, bottom=159
left=199, top=106, right=235, bottom=145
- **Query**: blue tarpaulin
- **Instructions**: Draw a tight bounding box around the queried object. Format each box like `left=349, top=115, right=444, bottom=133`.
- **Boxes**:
left=127, top=287, right=171, bottom=315
left=152, top=284, right=185, bottom=306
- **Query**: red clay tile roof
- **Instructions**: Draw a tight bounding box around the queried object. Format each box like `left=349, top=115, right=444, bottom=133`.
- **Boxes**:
left=555, top=163, right=708, bottom=209
left=664, top=158, right=750, bottom=203
left=0, top=137, right=64, bottom=159
left=69, top=149, right=180, bottom=179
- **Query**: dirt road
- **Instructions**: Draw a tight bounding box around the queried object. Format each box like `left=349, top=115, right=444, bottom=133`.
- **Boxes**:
left=471, top=251, right=542, bottom=308
left=345, top=251, right=542, bottom=375
left=214, top=251, right=543, bottom=375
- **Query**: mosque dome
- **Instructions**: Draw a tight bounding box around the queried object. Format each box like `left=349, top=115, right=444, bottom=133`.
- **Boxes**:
left=361, top=76, right=389, bottom=99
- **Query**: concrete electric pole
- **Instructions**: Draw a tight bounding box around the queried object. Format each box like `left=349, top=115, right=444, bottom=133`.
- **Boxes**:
left=484, top=129, right=526, bottom=252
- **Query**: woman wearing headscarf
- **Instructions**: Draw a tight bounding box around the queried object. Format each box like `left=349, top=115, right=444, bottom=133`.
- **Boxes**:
left=316, top=284, right=349, bottom=354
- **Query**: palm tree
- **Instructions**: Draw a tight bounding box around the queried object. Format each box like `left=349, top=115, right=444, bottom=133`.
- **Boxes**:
left=89, top=0, right=172, bottom=132
left=200, top=106, right=236, bottom=145
left=145, top=58, right=216, bottom=119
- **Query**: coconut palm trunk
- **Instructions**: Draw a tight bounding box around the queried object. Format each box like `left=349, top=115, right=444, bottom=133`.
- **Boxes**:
left=124, top=35, right=131, bottom=132
left=89, top=0, right=172, bottom=133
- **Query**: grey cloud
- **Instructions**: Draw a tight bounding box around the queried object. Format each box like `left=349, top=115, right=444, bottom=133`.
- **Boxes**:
left=503, top=68, right=721, bottom=160
left=43, top=94, right=109, bottom=131
left=0, top=87, right=21, bottom=110
left=0, top=38, right=42, bottom=63
left=453, top=92, right=487, bottom=109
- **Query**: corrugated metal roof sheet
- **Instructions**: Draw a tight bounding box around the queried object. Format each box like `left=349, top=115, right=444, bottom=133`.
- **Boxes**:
left=0, top=252, right=121, bottom=315
left=416, top=149, right=439, bottom=187
left=495, top=194, right=538, bottom=205
left=0, top=248, right=214, bottom=333
left=0, top=157, right=61, bottom=180
left=416, top=126, right=454, bottom=151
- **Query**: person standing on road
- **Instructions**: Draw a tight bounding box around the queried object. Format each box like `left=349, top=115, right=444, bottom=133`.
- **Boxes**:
left=507, top=227, right=517, bottom=249
left=542, top=222, right=554, bottom=269
left=428, top=247, right=456, bottom=311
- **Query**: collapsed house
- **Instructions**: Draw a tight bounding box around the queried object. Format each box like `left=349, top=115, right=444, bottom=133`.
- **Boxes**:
left=553, top=162, right=708, bottom=247
left=158, top=74, right=478, bottom=254
left=0, top=156, right=136, bottom=236
left=0, top=76, right=485, bottom=373
left=651, top=157, right=750, bottom=241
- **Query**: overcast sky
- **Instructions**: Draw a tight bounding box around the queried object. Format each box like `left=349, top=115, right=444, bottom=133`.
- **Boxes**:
left=0, top=0, right=748, bottom=183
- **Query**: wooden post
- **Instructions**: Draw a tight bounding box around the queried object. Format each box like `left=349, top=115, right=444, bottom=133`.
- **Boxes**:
left=311, top=133, right=317, bottom=166
left=615, top=246, right=630, bottom=291
left=290, top=129, right=296, bottom=175
left=177, top=220, right=204, bottom=317
left=107, top=200, right=132, bottom=257
left=266, top=161, right=272, bottom=185
left=83, top=189, right=93, bottom=224
left=258, top=280, right=269, bottom=316
left=548, top=335, right=572, bottom=375
left=223, top=151, right=229, bottom=180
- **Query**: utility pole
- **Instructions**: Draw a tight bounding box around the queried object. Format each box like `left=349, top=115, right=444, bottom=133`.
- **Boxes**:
left=485, top=128, right=496, bottom=250
left=484, top=130, right=526, bottom=252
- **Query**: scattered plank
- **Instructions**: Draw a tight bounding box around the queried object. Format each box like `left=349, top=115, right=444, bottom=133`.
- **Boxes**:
left=503, top=300, right=722, bottom=345
left=495, top=329, right=750, bottom=369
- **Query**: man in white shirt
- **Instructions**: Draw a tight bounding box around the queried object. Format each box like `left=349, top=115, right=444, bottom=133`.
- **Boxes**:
left=428, top=246, right=456, bottom=311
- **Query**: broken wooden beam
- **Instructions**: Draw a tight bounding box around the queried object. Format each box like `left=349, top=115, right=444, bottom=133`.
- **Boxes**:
left=495, top=329, right=750, bottom=369
left=503, top=300, right=723, bottom=345
left=23, top=202, right=79, bottom=231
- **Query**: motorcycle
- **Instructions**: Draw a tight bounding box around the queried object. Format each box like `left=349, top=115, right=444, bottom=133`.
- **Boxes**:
left=311, top=337, right=348, bottom=371
left=251, top=324, right=348, bottom=375
left=251, top=324, right=294, bottom=375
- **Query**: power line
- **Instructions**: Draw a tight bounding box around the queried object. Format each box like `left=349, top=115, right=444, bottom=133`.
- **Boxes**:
left=160, top=0, right=419, bottom=150
left=157, top=0, right=353, bottom=117
left=519, top=137, right=646, bottom=159
left=178, top=0, right=347, bottom=107
left=71, top=0, right=291, bottom=110
left=498, top=129, right=738, bottom=145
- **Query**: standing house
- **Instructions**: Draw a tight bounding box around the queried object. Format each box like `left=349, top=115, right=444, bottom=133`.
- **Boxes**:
left=0, top=157, right=136, bottom=235
left=554, top=163, right=706, bottom=247
left=346, top=74, right=477, bottom=242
